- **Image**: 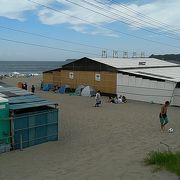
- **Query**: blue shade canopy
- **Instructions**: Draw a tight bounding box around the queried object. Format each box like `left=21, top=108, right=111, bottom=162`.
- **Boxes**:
left=0, top=87, right=32, bottom=97
left=0, top=85, right=58, bottom=110
left=9, top=100, right=57, bottom=110
left=8, top=95, right=58, bottom=110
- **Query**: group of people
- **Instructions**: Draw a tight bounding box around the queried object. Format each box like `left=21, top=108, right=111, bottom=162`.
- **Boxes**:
left=22, top=82, right=35, bottom=93
left=108, top=95, right=127, bottom=104
left=94, top=91, right=127, bottom=107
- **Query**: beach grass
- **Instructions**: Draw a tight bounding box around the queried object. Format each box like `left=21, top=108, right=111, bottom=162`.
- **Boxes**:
left=145, top=151, right=180, bottom=177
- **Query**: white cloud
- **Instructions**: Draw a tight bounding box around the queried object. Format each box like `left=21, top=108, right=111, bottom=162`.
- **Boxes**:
left=0, top=0, right=180, bottom=36
left=38, top=0, right=116, bottom=36
left=0, top=0, right=53, bottom=20
left=118, top=0, right=180, bottom=34
left=37, top=0, right=180, bottom=36
left=70, top=25, right=87, bottom=33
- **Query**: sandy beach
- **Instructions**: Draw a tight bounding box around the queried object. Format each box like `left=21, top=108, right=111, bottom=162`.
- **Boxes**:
left=0, top=76, right=180, bottom=180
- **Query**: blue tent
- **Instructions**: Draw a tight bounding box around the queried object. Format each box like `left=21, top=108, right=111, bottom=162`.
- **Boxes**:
left=59, top=85, right=70, bottom=94
left=43, top=84, right=53, bottom=91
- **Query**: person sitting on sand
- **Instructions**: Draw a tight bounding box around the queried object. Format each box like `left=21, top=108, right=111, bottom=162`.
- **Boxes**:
left=159, top=101, right=170, bottom=132
left=108, top=96, right=115, bottom=103
left=113, top=96, right=118, bottom=104
left=52, top=85, right=59, bottom=93
left=117, top=96, right=123, bottom=104
left=122, top=96, right=127, bottom=103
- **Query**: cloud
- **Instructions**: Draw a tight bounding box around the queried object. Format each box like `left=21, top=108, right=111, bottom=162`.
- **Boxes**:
left=69, top=25, right=87, bottom=33
left=38, top=0, right=117, bottom=36
left=0, top=0, right=180, bottom=36
left=0, top=0, right=53, bottom=20
left=112, top=0, right=180, bottom=35
left=37, top=0, right=180, bottom=36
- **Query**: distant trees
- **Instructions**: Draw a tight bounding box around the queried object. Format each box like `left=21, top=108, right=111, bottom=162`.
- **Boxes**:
left=149, top=54, right=180, bottom=61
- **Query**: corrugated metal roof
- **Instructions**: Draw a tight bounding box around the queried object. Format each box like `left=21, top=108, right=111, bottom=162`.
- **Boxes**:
left=0, top=82, right=11, bottom=87
left=0, top=84, right=58, bottom=110
left=0, top=91, right=17, bottom=97
left=91, top=57, right=179, bottom=69
left=0, top=87, right=32, bottom=97
left=9, top=100, right=57, bottom=110
left=121, top=66, right=180, bottom=82
left=8, top=95, right=43, bottom=104
left=0, top=97, right=8, bottom=102
left=8, top=95, right=58, bottom=110
left=0, top=93, right=7, bottom=97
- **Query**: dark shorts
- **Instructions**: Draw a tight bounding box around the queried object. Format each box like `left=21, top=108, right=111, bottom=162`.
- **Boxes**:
left=159, top=116, right=168, bottom=125
left=96, top=100, right=101, bottom=104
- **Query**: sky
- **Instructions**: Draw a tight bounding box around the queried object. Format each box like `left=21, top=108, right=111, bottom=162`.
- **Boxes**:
left=0, top=0, right=180, bottom=61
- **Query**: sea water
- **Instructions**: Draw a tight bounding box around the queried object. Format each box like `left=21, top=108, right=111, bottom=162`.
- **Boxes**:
left=0, top=61, right=64, bottom=76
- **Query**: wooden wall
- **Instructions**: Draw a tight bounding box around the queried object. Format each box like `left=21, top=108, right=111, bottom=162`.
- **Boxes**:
left=61, top=70, right=117, bottom=94
left=43, top=70, right=117, bottom=94
left=43, top=73, right=53, bottom=84
left=53, top=71, right=61, bottom=86
left=95, top=72, right=116, bottom=94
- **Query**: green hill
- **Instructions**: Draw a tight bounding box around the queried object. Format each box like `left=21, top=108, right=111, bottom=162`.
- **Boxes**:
left=149, top=54, right=180, bottom=61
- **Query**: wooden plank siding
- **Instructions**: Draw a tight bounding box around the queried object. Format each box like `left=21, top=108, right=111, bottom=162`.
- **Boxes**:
left=53, top=71, right=61, bottom=86
left=60, top=70, right=77, bottom=89
left=43, top=73, right=53, bottom=84
left=60, top=70, right=117, bottom=94
left=94, top=72, right=117, bottom=94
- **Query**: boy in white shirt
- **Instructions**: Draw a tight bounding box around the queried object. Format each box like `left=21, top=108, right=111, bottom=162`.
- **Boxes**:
left=95, top=90, right=101, bottom=107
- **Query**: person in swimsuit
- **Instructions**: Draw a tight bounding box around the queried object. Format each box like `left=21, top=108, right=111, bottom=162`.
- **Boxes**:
left=159, top=101, right=170, bottom=131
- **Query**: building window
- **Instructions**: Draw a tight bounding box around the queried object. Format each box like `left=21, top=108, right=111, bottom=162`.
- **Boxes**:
left=69, top=72, right=74, bottom=79
left=95, top=73, right=101, bottom=81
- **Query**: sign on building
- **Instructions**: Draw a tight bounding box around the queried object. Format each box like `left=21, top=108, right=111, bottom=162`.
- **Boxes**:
left=69, top=72, right=74, bottom=79
left=95, top=73, right=101, bottom=81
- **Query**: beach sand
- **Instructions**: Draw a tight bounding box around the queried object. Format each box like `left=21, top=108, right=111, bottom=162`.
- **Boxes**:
left=0, top=76, right=180, bottom=180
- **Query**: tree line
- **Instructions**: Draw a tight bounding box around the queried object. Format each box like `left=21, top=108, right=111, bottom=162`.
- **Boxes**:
left=149, top=54, right=180, bottom=61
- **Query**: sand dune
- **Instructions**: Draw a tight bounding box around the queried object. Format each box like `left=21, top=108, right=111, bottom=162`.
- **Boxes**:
left=0, top=76, right=180, bottom=180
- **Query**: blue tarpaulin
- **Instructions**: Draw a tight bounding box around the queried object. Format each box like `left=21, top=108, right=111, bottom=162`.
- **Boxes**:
left=43, top=84, right=53, bottom=91
left=59, top=86, right=66, bottom=94
left=59, top=85, right=70, bottom=94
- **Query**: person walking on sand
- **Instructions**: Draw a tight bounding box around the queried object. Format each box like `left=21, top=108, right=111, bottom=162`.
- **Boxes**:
left=159, top=101, right=170, bottom=132
left=95, top=90, right=101, bottom=107
left=31, top=85, right=35, bottom=93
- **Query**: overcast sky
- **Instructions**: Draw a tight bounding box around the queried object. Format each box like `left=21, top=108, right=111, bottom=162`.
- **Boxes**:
left=0, top=0, right=180, bottom=61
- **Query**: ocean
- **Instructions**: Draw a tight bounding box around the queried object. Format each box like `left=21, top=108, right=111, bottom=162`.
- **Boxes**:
left=0, top=61, right=64, bottom=75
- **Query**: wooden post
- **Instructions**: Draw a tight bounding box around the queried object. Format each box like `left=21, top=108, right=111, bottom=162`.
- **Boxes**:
left=20, top=134, right=23, bottom=151
left=10, top=111, right=15, bottom=150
